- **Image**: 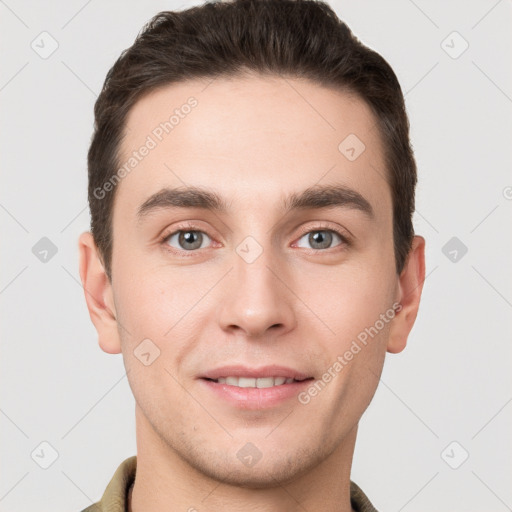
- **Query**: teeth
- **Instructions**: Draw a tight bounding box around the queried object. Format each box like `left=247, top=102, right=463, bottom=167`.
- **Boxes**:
left=256, top=377, right=274, bottom=388
left=238, top=377, right=256, bottom=388
left=215, top=376, right=296, bottom=388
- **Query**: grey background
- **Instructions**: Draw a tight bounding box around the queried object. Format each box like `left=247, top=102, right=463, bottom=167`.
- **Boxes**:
left=1, top=0, right=511, bottom=510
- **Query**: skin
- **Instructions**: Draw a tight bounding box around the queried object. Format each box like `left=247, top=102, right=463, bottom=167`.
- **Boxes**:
left=79, top=73, right=425, bottom=512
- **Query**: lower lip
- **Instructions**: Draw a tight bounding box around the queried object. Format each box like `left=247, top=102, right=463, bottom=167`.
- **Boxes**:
left=199, top=378, right=313, bottom=409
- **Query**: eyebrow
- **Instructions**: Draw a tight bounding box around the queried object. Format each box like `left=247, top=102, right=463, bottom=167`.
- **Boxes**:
left=137, top=184, right=374, bottom=219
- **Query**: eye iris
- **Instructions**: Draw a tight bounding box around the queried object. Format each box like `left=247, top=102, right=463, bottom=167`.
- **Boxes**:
left=179, top=231, right=202, bottom=250
left=309, top=231, right=332, bottom=249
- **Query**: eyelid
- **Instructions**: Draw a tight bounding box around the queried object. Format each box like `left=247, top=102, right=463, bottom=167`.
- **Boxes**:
left=159, top=221, right=214, bottom=240
left=292, top=222, right=352, bottom=246
left=158, top=221, right=219, bottom=254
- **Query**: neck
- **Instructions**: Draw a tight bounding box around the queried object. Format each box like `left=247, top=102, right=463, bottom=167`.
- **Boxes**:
left=129, top=405, right=358, bottom=512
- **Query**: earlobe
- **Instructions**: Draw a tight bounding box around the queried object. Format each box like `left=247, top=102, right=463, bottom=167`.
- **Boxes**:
left=387, top=236, right=426, bottom=354
left=78, top=232, right=122, bottom=354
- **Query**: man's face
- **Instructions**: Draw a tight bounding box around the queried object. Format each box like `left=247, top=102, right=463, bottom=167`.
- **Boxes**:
left=107, top=75, right=399, bottom=485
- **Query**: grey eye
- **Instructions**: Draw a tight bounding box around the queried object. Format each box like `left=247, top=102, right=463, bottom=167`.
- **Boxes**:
left=166, top=230, right=211, bottom=251
left=296, top=230, right=342, bottom=250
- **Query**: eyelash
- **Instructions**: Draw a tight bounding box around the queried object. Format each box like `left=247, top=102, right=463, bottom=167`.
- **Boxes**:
left=158, top=222, right=351, bottom=256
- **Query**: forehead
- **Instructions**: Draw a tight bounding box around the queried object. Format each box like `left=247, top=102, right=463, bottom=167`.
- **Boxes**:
left=115, top=74, right=390, bottom=219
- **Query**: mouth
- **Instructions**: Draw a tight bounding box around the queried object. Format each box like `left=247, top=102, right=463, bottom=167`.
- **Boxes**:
left=202, top=376, right=313, bottom=388
left=198, top=365, right=315, bottom=409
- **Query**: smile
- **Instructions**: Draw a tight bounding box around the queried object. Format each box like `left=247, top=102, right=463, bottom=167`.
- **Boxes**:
left=207, top=376, right=308, bottom=388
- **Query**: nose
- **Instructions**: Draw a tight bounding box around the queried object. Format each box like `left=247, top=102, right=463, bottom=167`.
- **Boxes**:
left=216, top=244, right=297, bottom=340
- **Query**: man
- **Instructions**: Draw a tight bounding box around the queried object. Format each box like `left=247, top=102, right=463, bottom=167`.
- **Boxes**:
left=78, top=0, right=425, bottom=510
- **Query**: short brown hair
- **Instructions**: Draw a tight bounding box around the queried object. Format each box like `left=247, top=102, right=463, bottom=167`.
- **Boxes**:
left=88, top=0, right=417, bottom=279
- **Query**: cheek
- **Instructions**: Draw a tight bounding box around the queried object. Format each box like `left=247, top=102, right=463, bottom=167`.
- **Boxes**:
left=113, top=270, right=197, bottom=411
left=309, top=265, right=395, bottom=415
left=112, top=261, right=214, bottom=379
left=304, top=260, right=397, bottom=343
left=113, top=260, right=193, bottom=335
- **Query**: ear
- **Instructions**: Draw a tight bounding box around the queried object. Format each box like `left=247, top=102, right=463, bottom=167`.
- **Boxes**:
left=387, top=235, right=426, bottom=354
left=78, top=232, right=121, bottom=354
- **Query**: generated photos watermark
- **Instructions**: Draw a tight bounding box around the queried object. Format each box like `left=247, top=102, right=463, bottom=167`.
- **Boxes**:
left=93, top=96, right=198, bottom=200
left=298, top=301, right=402, bottom=405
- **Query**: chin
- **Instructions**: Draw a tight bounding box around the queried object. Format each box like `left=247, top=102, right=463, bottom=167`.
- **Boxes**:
left=181, top=441, right=327, bottom=489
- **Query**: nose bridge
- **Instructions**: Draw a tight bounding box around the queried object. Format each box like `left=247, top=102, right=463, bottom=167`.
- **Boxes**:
left=217, top=235, right=296, bottom=338
left=235, top=237, right=277, bottom=296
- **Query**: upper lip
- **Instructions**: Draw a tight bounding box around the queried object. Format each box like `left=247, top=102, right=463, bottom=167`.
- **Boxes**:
left=200, top=365, right=313, bottom=381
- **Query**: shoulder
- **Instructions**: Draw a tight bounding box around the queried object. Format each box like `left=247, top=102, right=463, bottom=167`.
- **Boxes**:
left=350, top=480, right=379, bottom=512
left=78, top=456, right=137, bottom=512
